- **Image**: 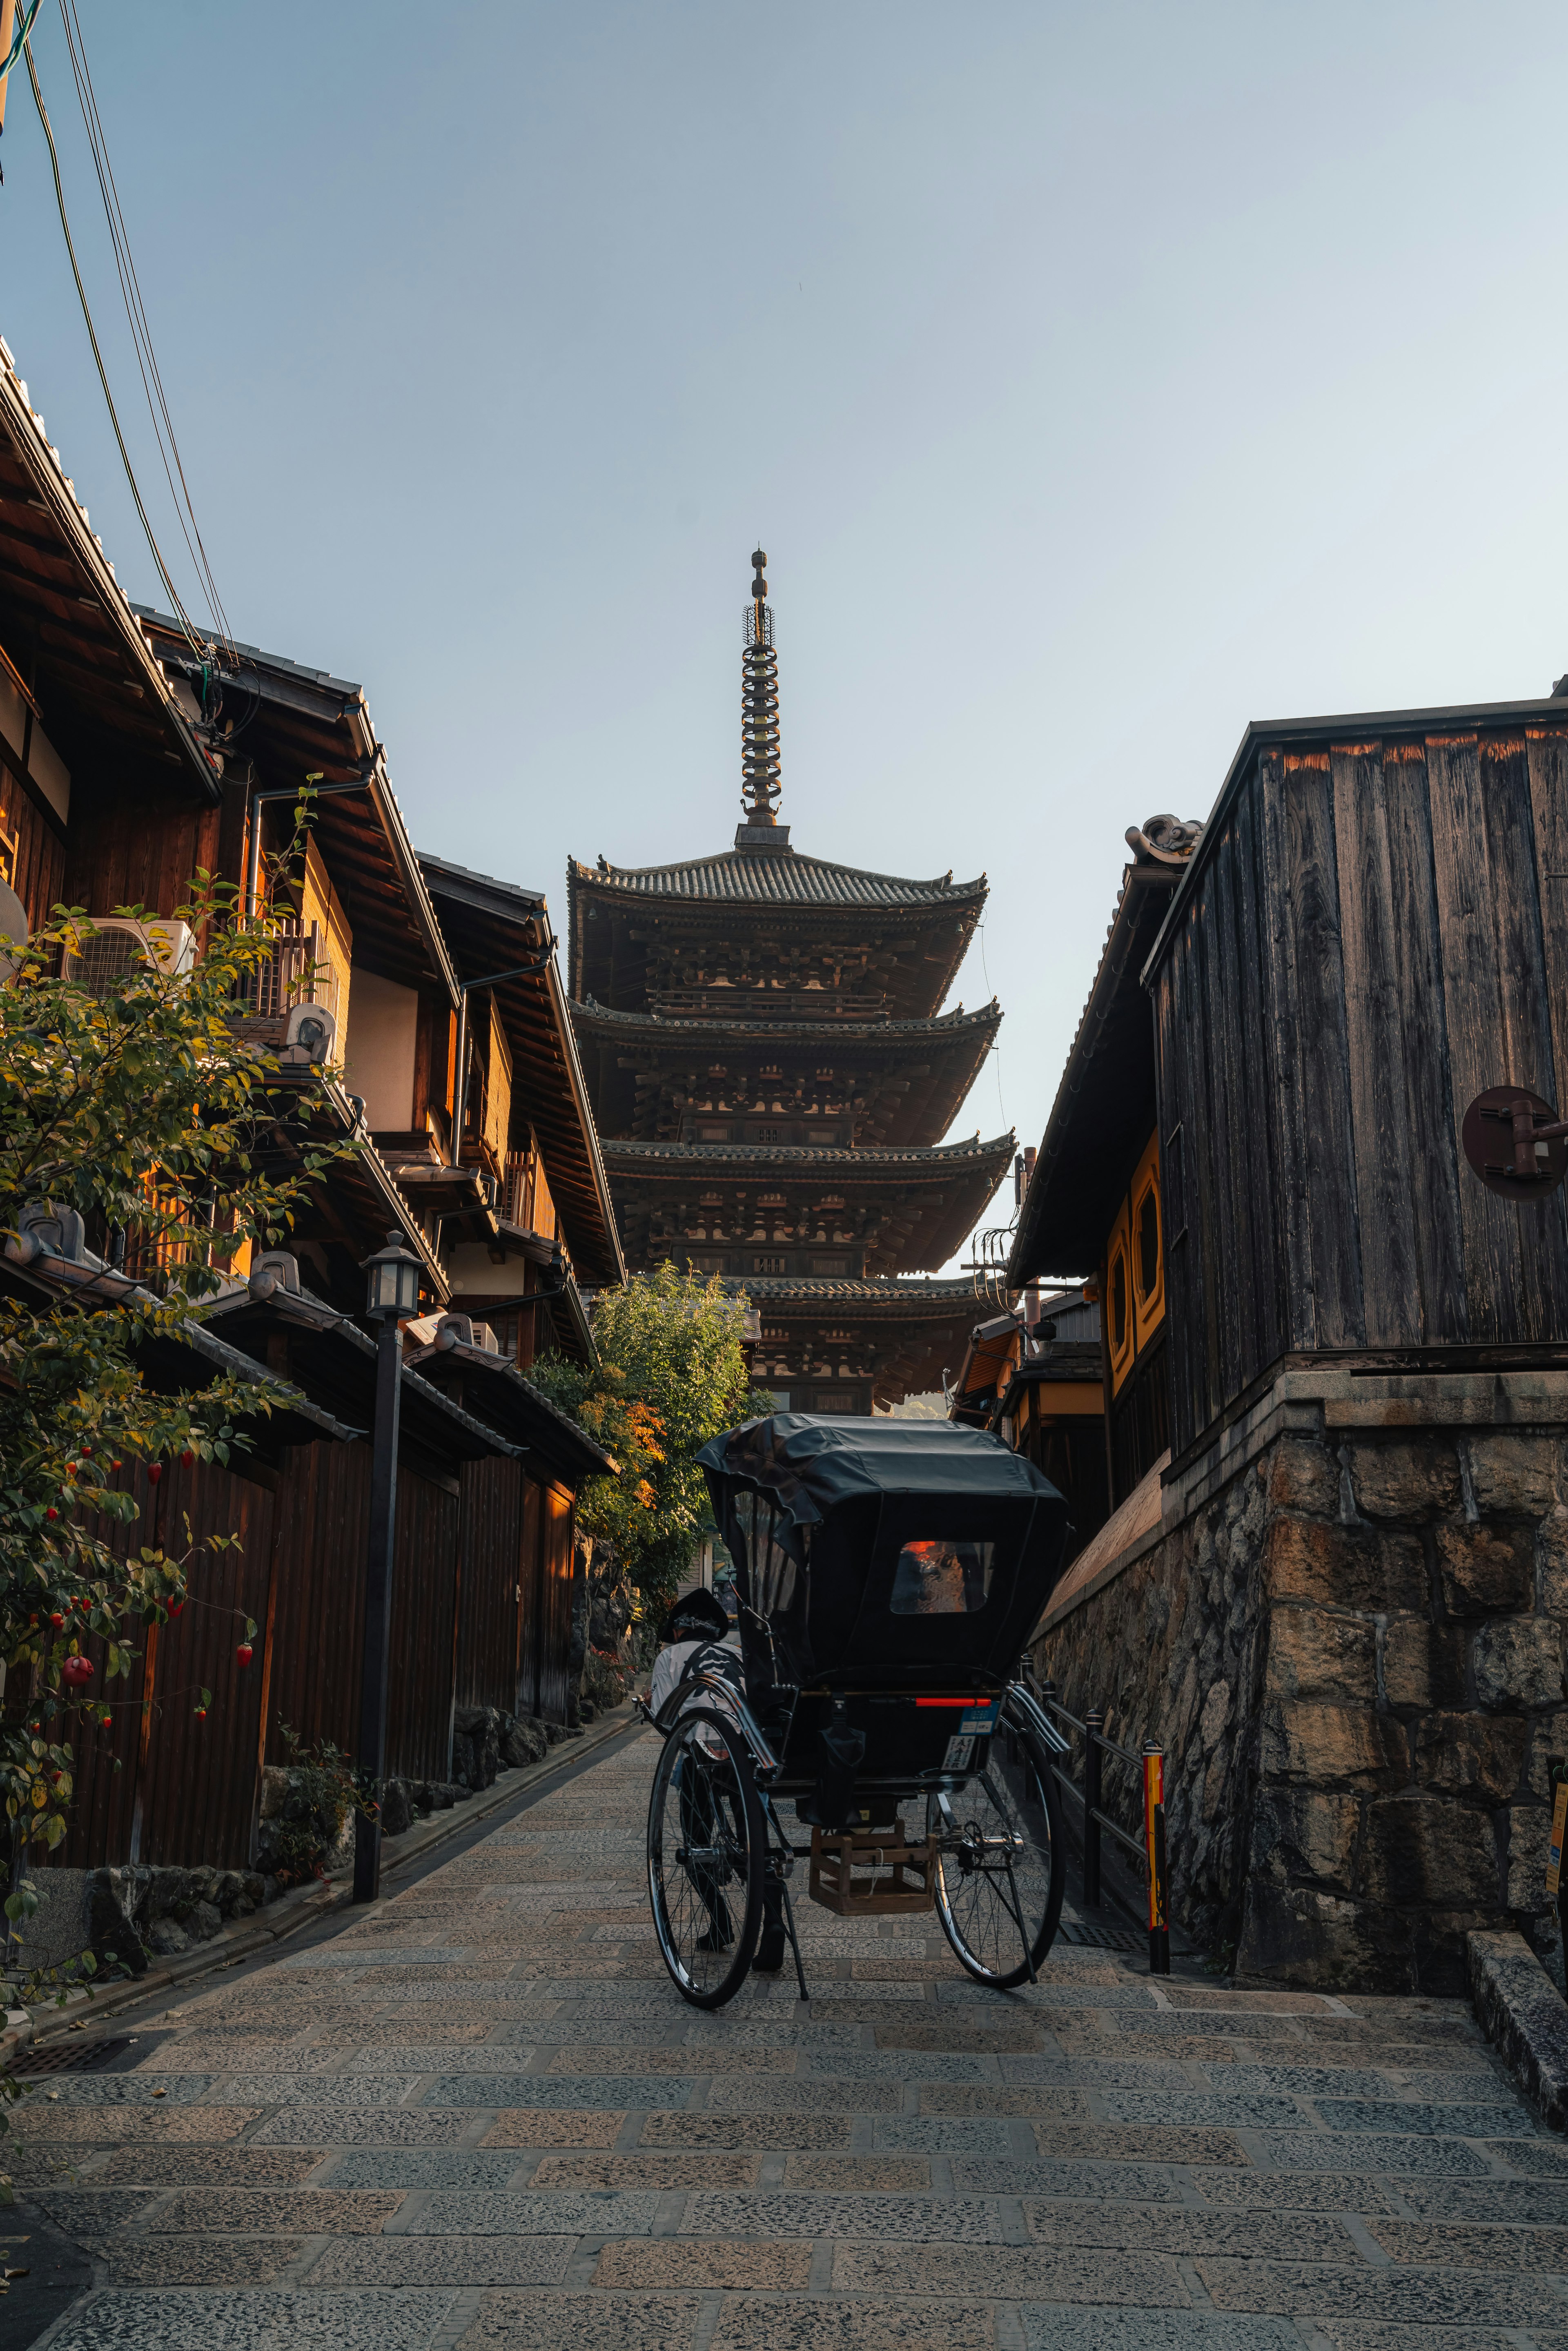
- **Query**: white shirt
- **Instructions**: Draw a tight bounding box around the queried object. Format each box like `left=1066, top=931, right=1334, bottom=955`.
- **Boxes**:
left=649, top=1629, right=745, bottom=1727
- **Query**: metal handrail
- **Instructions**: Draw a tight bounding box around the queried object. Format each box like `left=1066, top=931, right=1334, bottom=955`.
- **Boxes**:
left=1029, top=1671, right=1171, bottom=1975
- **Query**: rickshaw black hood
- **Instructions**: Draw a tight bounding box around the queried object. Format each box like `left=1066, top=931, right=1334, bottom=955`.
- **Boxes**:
left=696, top=1413, right=1061, bottom=1532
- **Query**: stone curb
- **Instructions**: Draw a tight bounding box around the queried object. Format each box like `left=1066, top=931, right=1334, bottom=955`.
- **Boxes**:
left=1468, top=1925, right=1568, bottom=2130
left=1, top=1701, right=639, bottom=2064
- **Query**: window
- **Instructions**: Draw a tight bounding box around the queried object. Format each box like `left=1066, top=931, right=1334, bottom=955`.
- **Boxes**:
left=810, top=1256, right=848, bottom=1276
left=890, top=1539, right=994, bottom=1615
left=753, top=1255, right=787, bottom=1275
left=1130, top=1130, right=1164, bottom=1350
left=1111, top=1250, right=1127, bottom=1351
left=754, top=1125, right=782, bottom=1143
left=699, top=1125, right=730, bottom=1142
left=814, top=1389, right=855, bottom=1412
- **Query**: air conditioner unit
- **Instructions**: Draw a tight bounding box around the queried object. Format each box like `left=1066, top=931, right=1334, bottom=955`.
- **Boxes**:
left=62, top=916, right=195, bottom=996
left=280, top=1000, right=336, bottom=1067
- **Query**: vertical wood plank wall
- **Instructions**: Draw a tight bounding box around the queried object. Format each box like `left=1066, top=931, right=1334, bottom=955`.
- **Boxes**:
left=1155, top=723, right=1568, bottom=1463
left=45, top=1434, right=576, bottom=1878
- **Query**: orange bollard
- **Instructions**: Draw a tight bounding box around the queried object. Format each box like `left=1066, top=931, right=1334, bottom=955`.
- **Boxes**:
left=1142, top=1740, right=1170, bottom=1976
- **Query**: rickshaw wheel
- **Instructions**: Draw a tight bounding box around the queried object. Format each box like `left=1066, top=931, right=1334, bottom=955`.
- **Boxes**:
left=929, top=1701, right=1065, bottom=1990
left=647, top=1706, right=764, bottom=2009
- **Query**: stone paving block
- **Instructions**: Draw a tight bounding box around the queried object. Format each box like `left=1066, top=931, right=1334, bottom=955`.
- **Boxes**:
left=829, top=2242, right=1189, bottom=2301
left=1195, top=2064, right=1387, bottom=2098
left=549, top=2046, right=792, bottom=2075
left=26, top=2188, right=158, bottom=2234
left=917, top=2085, right=1081, bottom=2117
left=1315, top=2098, right=1537, bottom=2136
left=1482, top=2135, right=1568, bottom=2174
left=363, top=1980, right=547, bottom=2001
left=596, top=2239, right=812, bottom=2287
left=1254, top=2131, right=1489, bottom=2174
left=1319, top=2330, right=1527, bottom=2351
left=639, top=2112, right=852, bottom=2150
left=1385, top=2065, right=1512, bottom=2099
left=682, top=2019, right=864, bottom=2050
left=454, top=2290, right=700, bottom=2350
left=1018, top=2314, right=1298, bottom=2350
left=1368, top=2217, right=1568, bottom=2265
left=871, top=2118, right=1014, bottom=2153
left=531, top=2153, right=757, bottom=2188
left=873, top=2022, right=1046, bottom=2053
left=426, top=2073, right=681, bottom=2107
left=211, top=2074, right=418, bottom=2106
left=803, top=2051, right=997, bottom=2083
left=710, top=2297, right=994, bottom=2350
left=1196, top=2255, right=1563, bottom=2325
left=704, top=2078, right=899, bottom=2113
left=346, top=2045, right=539, bottom=2072
left=953, top=2159, right=1186, bottom=2200
left=1052, top=2010, right=1298, bottom=2040
left=307, top=2235, right=576, bottom=2285
left=146, top=2188, right=403, bottom=2233
left=1032, top=2123, right=1250, bottom=2166
left=141, top=2041, right=331, bottom=2074
left=1099, top=2091, right=1306, bottom=2128
left=410, top=2188, right=662, bottom=2235
left=480, top=2109, right=626, bottom=2147
left=93, top=2237, right=308, bottom=2286
left=49, top=2287, right=457, bottom=2347
left=1187, top=2169, right=1397, bottom=2212
left=324, top=2152, right=527, bottom=2189
left=283, top=1948, right=482, bottom=1968
left=784, top=2156, right=930, bottom=2189
left=16, top=2105, right=261, bottom=2144
left=682, top=2192, right=1005, bottom=2242
left=1000, top=2057, right=1196, bottom=2089
left=24, top=2075, right=212, bottom=2106
left=1397, top=2177, right=1568, bottom=2222
left=1023, top=2203, right=1356, bottom=2259
left=935, top=1981, right=1160, bottom=2010
left=252, top=2109, right=475, bottom=2147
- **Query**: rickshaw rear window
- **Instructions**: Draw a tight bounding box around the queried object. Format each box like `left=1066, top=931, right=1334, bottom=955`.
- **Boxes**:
left=889, top=1539, right=995, bottom=1615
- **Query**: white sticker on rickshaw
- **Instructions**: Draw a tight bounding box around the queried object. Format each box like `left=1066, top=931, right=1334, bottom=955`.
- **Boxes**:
left=942, top=1735, right=977, bottom=1772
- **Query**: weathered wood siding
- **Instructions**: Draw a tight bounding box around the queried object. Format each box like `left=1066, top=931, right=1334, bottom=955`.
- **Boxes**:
left=1153, top=722, right=1568, bottom=1463
left=457, top=1456, right=526, bottom=1716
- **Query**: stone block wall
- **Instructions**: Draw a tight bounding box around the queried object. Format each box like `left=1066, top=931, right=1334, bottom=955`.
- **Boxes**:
left=1035, top=1411, right=1568, bottom=1997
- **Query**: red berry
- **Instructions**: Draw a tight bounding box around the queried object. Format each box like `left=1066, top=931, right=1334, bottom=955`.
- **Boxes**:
left=236, top=1643, right=253, bottom=1668
left=65, top=1465, right=77, bottom=1480
left=49, top=1613, right=64, bottom=1630
left=181, top=1449, right=194, bottom=1469
left=167, top=1600, right=183, bottom=1618
left=195, top=1707, right=207, bottom=1720
left=100, top=1714, right=111, bottom=1728
left=110, top=1460, right=122, bottom=1471
left=45, top=1508, right=57, bottom=1521
left=80, top=1446, right=91, bottom=1459
left=61, top=1657, right=93, bottom=1688
left=146, top=1464, right=161, bottom=1486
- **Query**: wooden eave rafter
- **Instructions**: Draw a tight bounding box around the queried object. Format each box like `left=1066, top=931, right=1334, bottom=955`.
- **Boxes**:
left=0, top=348, right=216, bottom=796
left=419, top=856, right=625, bottom=1288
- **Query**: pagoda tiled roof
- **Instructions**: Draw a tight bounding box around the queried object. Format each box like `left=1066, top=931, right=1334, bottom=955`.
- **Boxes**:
left=601, top=1134, right=1014, bottom=1177
left=570, top=998, right=1000, bottom=1044
left=570, top=847, right=984, bottom=911
left=721, top=1275, right=981, bottom=1311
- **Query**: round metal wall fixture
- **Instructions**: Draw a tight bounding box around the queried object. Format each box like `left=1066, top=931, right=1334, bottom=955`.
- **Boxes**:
left=1461, top=1086, right=1568, bottom=1199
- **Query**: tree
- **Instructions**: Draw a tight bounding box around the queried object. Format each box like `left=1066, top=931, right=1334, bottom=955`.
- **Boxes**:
left=531, top=1263, right=770, bottom=1609
left=0, top=875, right=343, bottom=1864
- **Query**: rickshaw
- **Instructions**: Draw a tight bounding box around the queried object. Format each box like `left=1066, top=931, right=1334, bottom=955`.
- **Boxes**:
left=640, top=1413, right=1073, bottom=2008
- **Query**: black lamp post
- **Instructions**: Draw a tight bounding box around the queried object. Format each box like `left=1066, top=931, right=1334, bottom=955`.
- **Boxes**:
left=354, top=1229, right=422, bottom=1904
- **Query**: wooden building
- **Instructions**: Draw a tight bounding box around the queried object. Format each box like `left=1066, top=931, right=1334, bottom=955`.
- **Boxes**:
left=1007, top=718, right=1568, bottom=1994
left=566, top=550, right=1012, bottom=1412
left=0, top=331, right=623, bottom=1896
left=948, top=1290, right=1108, bottom=1557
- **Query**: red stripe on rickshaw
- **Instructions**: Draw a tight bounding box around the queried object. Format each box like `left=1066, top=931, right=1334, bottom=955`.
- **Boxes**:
left=914, top=1698, right=984, bottom=1709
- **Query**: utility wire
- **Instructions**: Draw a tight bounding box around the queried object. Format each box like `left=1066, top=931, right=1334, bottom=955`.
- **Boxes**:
left=23, top=28, right=209, bottom=661
left=55, top=0, right=232, bottom=660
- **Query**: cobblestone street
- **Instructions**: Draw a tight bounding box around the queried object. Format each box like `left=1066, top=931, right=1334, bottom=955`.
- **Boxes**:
left=9, top=1725, right=1568, bottom=2350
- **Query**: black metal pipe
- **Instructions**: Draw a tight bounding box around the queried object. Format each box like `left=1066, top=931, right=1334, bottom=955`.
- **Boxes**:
left=354, top=1311, right=403, bottom=1903
left=1083, top=1708, right=1102, bottom=1909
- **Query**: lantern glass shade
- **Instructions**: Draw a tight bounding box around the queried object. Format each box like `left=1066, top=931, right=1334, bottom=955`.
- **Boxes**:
left=363, top=1230, right=421, bottom=1320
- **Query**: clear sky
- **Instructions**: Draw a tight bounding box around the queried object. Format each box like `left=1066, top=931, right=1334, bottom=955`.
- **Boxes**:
left=5, top=3, right=1567, bottom=1275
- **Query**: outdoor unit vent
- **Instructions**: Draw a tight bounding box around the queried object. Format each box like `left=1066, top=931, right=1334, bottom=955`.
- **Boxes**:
left=63, top=917, right=196, bottom=996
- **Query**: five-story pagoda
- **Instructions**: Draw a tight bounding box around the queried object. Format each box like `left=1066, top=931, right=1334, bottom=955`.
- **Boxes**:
left=568, top=550, right=1012, bottom=1413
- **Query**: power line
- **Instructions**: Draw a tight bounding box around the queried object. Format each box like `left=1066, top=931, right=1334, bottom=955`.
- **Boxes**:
left=22, top=26, right=212, bottom=662
left=55, top=0, right=232, bottom=660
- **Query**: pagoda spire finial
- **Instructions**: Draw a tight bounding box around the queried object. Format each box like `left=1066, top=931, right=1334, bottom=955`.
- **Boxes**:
left=740, top=545, right=782, bottom=828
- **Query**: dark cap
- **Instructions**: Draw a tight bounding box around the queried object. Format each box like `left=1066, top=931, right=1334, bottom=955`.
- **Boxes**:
left=660, top=1587, right=731, bottom=1645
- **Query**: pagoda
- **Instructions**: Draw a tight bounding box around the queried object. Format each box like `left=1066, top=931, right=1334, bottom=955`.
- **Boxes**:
left=567, top=550, right=1013, bottom=1413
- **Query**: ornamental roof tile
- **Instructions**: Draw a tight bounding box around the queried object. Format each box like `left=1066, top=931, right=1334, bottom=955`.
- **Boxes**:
left=601, top=1133, right=1014, bottom=1175
left=570, top=847, right=984, bottom=911
left=721, top=1275, right=980, bottom=1310
left=570, top=998, right=1000, bottom=1044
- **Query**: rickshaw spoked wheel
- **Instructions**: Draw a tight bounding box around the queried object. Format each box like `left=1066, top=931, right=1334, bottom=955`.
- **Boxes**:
left=647, top=1705, right=764, bottom=2009
left=928, top=1696, right=1065, bottom=1990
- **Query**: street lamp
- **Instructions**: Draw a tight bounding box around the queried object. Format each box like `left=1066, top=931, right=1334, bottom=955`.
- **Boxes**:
left=354, top=1228, right=422, bottom=1903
